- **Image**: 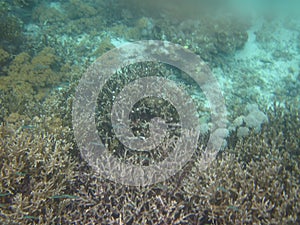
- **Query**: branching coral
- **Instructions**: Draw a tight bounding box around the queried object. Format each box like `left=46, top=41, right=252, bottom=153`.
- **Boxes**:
left=183, top=102, right=300, bottom=224
left=1, top=72, right=299, bottom=225
left=0, top=124, right=77, bottom=224
left=0, top=1, right=298, bottom=223
left=184, top=150, right=299, bottom=224
left=59, top=164, right=194, bottom=224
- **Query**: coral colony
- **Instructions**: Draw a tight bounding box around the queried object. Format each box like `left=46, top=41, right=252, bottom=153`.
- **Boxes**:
left=1, top=0, right=299, bottom=224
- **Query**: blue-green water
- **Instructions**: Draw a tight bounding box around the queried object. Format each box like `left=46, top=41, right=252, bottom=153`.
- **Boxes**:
left=0, top=1, right=299, bottom=224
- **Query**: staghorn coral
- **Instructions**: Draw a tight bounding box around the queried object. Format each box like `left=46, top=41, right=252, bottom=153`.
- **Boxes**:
left=0, top=46, right=299, bottom=224
left=184, top=150, right=299, bottom=224
left=0, top=124, right=77, bottom=224
left=34, top=59, right=299, bottom=224
left=1, top=56, right=299, bottom=225
left=39, top=100, right=297, bottom=224
left=183, top=102, right=300, bottom=224
left=59, top=164, right=194, bottom=224
left=43, top=59, right=300, bottom=223
left=0, top=1, right=298, bottom=223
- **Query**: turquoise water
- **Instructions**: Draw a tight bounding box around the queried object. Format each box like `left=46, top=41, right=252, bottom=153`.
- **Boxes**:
left=0, top=1, right=299, bottom=224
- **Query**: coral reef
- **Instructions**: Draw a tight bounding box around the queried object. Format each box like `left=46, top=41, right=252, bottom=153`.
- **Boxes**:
left=0, top=1, right=299, bottom=224
left=25, top=0, right=250, bottom=66
left=149, top=15, right=249, bottom=64
left=0, top=48, right=9, bottom=67
left=185, top=150, right=299, bottom=224
left=0, top=11, right=23, bottom=51
left=52, top=100, right=299, bottom=224
left=0, top=47, right=70, bottom=114
left=66, top=0, right=97, bottom=19
left=229, top=103, right=269, bottom=138
left=32, top=3, right=66, bottom=25
left=184, top=102, right=300, bottom=224
left=0, top=124, right=76, bottom=224
left=92, top=37, right=115, bottom=58
left=0, top=54, right=299, bottom=224
left=13, top=0, right=37, bottom=8
left=2, top=64, right=298, bottom=224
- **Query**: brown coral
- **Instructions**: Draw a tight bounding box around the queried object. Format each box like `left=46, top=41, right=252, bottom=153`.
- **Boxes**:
left=0, top=76, right=299, bottom=225
left=0, top=124, right=77, bottom=224
left=183, top=102, right=300, bottom=224
left=0, top=48, right=9, bottom=67
left=0, top=47, right=70, bottom=115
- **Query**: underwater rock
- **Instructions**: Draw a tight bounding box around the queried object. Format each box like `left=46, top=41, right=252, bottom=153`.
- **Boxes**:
left=230, top=104, right=269, bottom=137
left=244, top=103, right=268, bottom=132
left=237, top=126, right=249, bottom=138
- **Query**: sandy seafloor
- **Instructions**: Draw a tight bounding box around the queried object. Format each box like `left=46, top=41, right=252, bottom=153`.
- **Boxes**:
left=212, top=15, right=300, bottom=129
left=218, top=16, right=300, bottom=108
